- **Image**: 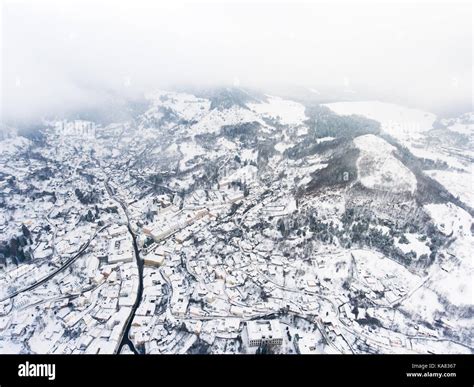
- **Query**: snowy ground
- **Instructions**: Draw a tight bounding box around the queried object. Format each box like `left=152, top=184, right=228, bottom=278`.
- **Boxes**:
left=431, top=238, right=473, bottom=307
left=353, top=134, right=417, bottom=193
left=190, top=106, right=266, bottom=135
left=248, top=96, right=307, bottom=126
left=0, top=136, right=31, bottom=155
left=145, top=90, right=211, bottom=122
left=424, top=203, right=472, bottom=238
left=395, top=233, right=431, bottom=257
left=425, top=170, right=474, bottom=207
left=324, top=101, right=436, bottom=143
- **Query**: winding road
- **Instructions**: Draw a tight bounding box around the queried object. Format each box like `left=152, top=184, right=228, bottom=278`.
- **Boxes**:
left=104, top=178, right=144, bottom=355
left=0, top=225, right=108, bottom=303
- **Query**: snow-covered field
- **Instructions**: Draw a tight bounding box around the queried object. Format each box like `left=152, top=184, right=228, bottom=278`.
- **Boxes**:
left=248, top=96, right=307, bottom=126
left=395, top=233, right=431, bottom=257
left=423, top=202, right=473, bottom=307
left=430, top=238, right=473, bottom=307
left=353, top=134, right=417, bottom=193
left=146, top=90, right=211, bottom=122
left=351, top=249, right=420, bottom=292
left=409, top=147, right=467, bottom=170
left=400, top=285, right=443, bottom=323
left=190, top=106, right=266, bottom=135
left=274, top=141, right=295, bottom=153
left=424, top=203, right=472, bottom=238
left=425, top=170, right=474, bottom=207
left=324, top=101, right=436, bottom=142
left=442, top=112, right=474, bottom=136
left=178, top=141, right=206, bottom=171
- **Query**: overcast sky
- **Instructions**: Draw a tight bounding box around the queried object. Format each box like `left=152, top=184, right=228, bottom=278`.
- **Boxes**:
left=1, top=0, right=472, bottom=123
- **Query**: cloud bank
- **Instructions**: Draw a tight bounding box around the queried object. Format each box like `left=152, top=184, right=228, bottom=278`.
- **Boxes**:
left=1, top=0, right=472, bottom=124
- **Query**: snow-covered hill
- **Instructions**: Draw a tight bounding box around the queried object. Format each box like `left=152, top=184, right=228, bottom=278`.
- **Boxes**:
left=248, top=96, right=307, bottom=126
left=353, top=134, right=416, bottom=193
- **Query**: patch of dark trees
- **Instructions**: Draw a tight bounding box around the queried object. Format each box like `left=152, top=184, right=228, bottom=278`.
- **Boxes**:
left=0, top=224, right=33, bottom=266
left=74, top=187, right=101, bottom=205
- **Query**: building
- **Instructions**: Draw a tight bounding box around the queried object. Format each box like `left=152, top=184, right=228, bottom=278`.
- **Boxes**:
left=85, top=256, right=100, bottom=280
left=107, top=237, right=134, bottom=264
left=296, top=334, right=320, bottom=354
left=108, top=224, right=128, bottom=238
left=143, top=252, right=165, bottom=267
left=246, top=320, right=283, bottom=347
left=142, top=241, right=158, bottom=255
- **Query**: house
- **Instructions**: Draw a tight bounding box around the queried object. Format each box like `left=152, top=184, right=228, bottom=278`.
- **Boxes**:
left=246, top=320, right=283, bottom=347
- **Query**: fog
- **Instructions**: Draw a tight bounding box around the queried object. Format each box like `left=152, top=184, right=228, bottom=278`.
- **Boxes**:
left=1, top=0, right=472, bottom=124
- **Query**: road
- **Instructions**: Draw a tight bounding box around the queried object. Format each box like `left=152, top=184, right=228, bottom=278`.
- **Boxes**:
left=0, top=225, right=108, bottom=303
left=104, top=178, right=144, bottom=355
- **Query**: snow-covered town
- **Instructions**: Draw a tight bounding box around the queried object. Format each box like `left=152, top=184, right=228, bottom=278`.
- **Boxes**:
left=0, top=89, right=472, bottom=355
